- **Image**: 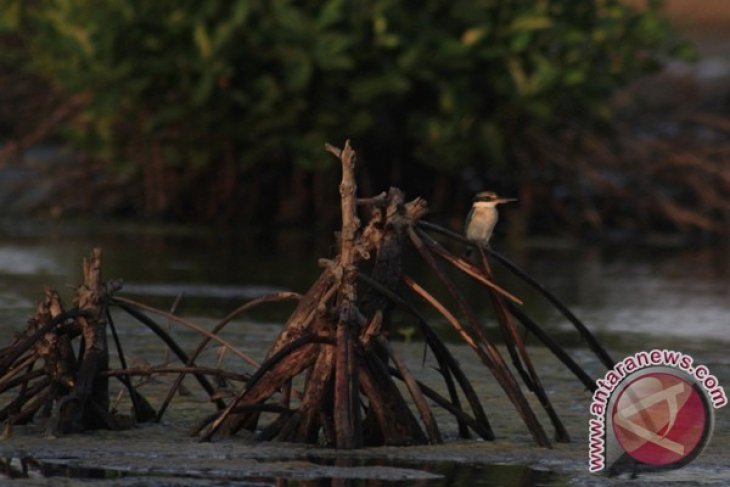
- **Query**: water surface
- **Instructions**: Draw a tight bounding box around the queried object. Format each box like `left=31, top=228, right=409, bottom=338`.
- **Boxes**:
left=0, top=219, right=725, bottom=352
left=0, top=219, right=727, bottom=486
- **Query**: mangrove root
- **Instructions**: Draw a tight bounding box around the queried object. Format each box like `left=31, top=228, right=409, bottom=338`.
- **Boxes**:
left=0, top=140, right=613, bottom=450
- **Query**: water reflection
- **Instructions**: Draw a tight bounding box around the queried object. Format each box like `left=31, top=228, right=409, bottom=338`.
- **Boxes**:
left=0, top=457, right=122, bottom=481
left=0, top=456, right=557, bottom=486
left=0, top=245, right=66, bottom=275
left=0, top=222, right=725, bottom=487
left=287, top=458, right=556, bottom=487
left=0, top=219, right=727, bottom=352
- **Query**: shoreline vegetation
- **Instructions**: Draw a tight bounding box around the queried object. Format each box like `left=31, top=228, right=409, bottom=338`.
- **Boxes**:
left=0, top=1, right=727, bottom=241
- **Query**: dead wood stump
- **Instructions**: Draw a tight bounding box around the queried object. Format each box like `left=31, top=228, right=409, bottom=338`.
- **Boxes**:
left=0, top=249, right=162, bottom=435
left=197, top=140, right=612, bottom=448
left=0, top=140, right=614, bottom=451
left=53, top=248, right=115, bottom=433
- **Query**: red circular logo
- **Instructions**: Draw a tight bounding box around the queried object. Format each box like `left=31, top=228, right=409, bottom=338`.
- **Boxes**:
left=612, top=372, right=709, bottom=466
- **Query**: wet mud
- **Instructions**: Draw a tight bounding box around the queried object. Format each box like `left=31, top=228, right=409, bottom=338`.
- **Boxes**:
left=1, top=341, right=727, bottom=486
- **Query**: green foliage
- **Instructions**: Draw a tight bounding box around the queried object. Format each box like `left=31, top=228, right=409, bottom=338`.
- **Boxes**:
left=1, top=0, right=691, bottom=214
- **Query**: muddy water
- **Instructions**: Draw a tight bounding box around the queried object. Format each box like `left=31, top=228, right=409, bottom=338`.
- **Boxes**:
left=0, top=220, right=728, bottom=485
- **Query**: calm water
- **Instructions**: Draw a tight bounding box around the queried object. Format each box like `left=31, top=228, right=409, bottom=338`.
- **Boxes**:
left=0, top=218, right=726, bottom=353
left=0, top=219, right=728, bottom=486
left=0, top=456, right=558, bottom=486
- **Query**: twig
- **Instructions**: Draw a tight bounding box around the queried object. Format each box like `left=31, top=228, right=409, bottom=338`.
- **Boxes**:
left=156, top=291, right=299, bottom=421
left=417, top=228, right=523, bottom=304
left=0, top=378, right=50, bottom=423
left=199, top=334, right=334, bottom=441
left=402, top=268, right=550, bottom=447
left=479, top=252, right=570, bottom=442
left=0, top=370, right=44, bottom=395
left=112, top=300, right=225, bottom=409
left=0, top=353, right=38, bottom=391
left=112, top=296, right=259, bottom=367
left=377, top=336, right=442, bottom=444
left=505, top=301, right=597, bottom=392
left=192, top=404, right=295, bottom=437
left=162, top=292, right=185, bottom=365
left=0, top=309, right=87, bottom=376
left=417, top=220, right=615, bottom=369
left=387, top=367, right=492, bottom=440
left=328, top=139, right=361, bottom=449
left=358, top=272, right=493, bottom=439
left=106, top=309, right=150, bottom=422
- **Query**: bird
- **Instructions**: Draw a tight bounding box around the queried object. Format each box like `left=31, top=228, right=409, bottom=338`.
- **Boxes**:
left=464, top=191, right=517, bottom=253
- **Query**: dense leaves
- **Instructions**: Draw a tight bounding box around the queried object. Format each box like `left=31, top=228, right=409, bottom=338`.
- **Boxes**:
left=0, top=0, right=690, bottom=219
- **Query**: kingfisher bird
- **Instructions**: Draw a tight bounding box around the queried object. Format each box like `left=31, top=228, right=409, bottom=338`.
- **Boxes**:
left=464, top=191, right=517, bottom=250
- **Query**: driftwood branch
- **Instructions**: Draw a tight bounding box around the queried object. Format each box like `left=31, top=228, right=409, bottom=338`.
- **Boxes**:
left=0, top=139, right=610, bottom=451
left=331, top=140, right=361, bottom=449
left=417, top=220, right=615, bottom=369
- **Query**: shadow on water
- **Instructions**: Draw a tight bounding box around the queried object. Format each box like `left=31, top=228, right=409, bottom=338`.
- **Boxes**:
left=0, top=456, right=559, bottom=486
left=0, top=457, right=123, bottom=480
left=298, top=457, right=558, bottom=487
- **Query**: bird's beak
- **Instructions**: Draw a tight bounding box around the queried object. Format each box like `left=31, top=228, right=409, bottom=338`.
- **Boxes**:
left=496, top=198, right=517, bottom=204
